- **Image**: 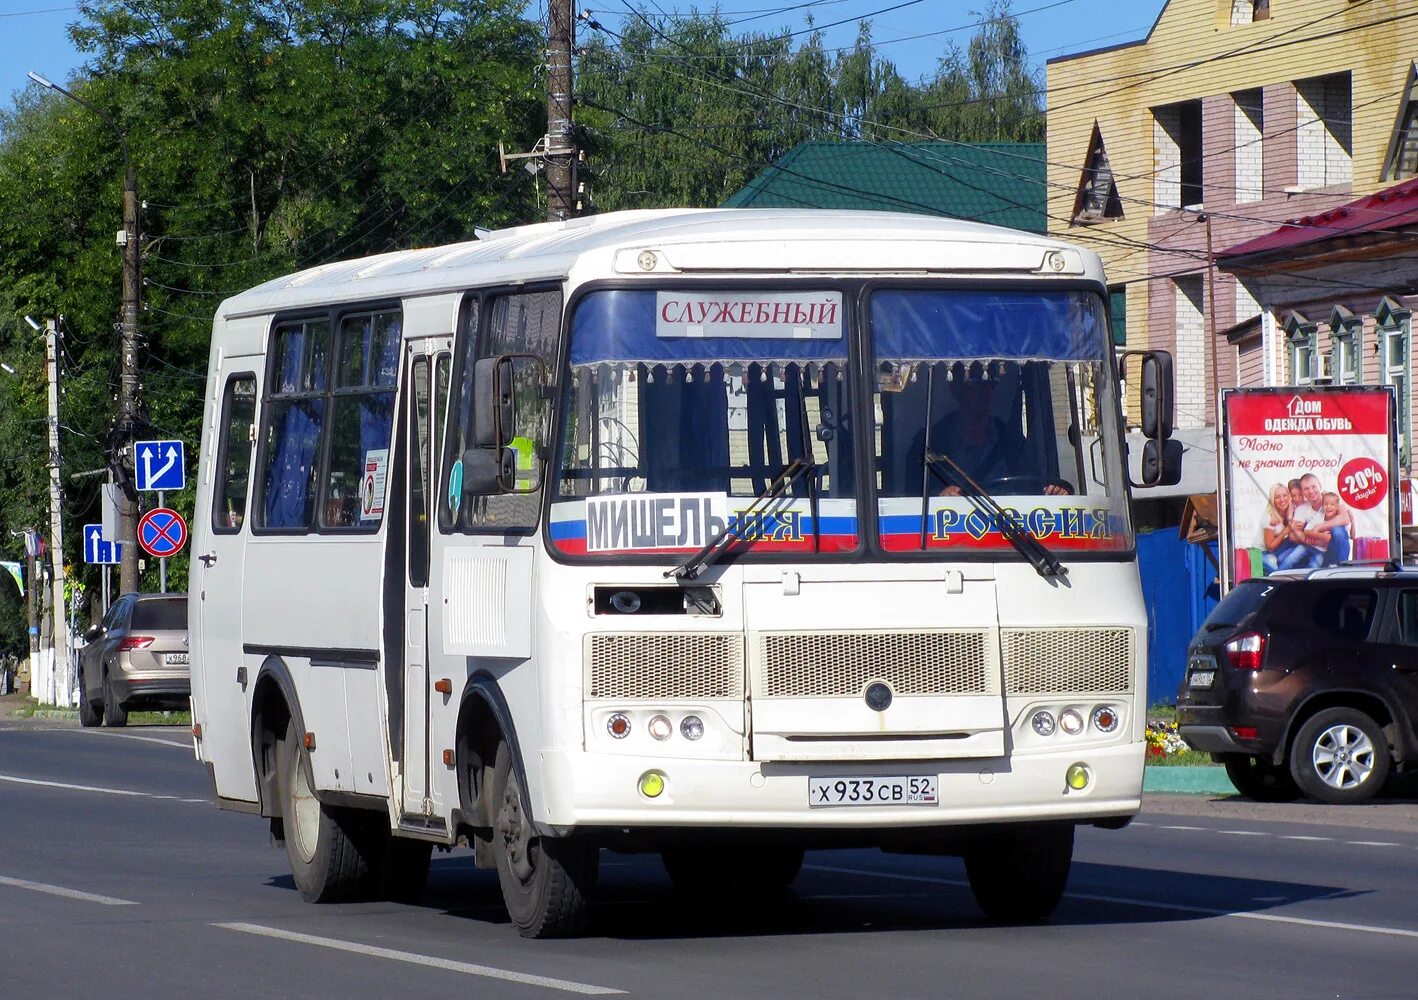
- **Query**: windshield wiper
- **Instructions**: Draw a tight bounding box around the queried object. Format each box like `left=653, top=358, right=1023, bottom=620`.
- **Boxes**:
left=924, top=449, right=1067, bottom=579
left=667, top=456, right=815, bottom=581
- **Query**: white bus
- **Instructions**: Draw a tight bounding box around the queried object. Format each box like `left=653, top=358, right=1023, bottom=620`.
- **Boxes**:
left=190, top=208, right=1178, bottom=937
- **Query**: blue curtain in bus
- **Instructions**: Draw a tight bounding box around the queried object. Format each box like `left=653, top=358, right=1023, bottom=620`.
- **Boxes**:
left=642, top=367, right=729, bottom=493
left=570, top=290, right=847, bottom=365
left=263, top=399, right=324, bottom=528
left=871, top=290, right=1106, bottom=361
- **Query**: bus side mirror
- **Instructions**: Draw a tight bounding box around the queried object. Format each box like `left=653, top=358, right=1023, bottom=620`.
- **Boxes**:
left=1140, top=438, right=1184, bottom=488
left=1140, top=351, right=1173, bottom=440
left=461, top=447, right=515, bottom=495
left=473, top=356, right=515, bottom=449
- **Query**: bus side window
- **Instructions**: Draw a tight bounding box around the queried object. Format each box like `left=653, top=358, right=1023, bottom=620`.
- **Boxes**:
left=321, top=310, right=400, bottom=530
left=259, top=318, right=331, bottom=530
left=439, top=300, right=480, bottom=532
left=213, top=374, right=257, bottom=533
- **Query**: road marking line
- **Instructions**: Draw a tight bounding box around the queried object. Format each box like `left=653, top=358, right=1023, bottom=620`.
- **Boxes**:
left=1348, top=841, right=1400, bottom=847
left=0, top=874, right=137, bottom=906
left=1280, top=835, right=1334, bottom=842
left=0, top=772, right=193, bottom=803
left=1157, top=825, right=1205, bottom=831
left=805, top=865, right=1418, bottom=941
left=80, top=730, right=192, bottom=750
left=214, top=923, right=626, bottom=995
left=1216, top=830, right=1268, bottom=836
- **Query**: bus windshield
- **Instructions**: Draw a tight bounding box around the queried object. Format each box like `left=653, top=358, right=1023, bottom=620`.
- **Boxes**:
left=552, top=288, right=857, bottom=558
left=871, top=288, right=1132, bottom=553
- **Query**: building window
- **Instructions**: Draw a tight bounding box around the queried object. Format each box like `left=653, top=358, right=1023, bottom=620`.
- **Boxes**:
left=1295, top=73, right=1352, bottom=190
left=1154, top=100, right=1203, bottom=213
left=1329, top=306, right=1362, bottom=386
left=1072, top=123, right=1123, bottom=224
left=1383, top=65, right=1418, bottom=181
left=1231, top=0, right=1269, bottom=24
left=1109, top=286, right=1126, bottom=346
left=1378, top=297, right=1412, bottom=467
left=1233, top=89, right=1264, bottom=203
left=1284, top=312, right=1318, bottom=385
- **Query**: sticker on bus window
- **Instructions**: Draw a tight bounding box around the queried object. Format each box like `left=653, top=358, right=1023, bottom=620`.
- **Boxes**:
left=549, top=496, right=859, bottom=555
left=447, top=458, right=463, bottom=516
left=360, top=449, right=388, bottom=521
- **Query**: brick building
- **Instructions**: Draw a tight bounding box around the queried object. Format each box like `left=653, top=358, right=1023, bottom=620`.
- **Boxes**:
left=1046, top=0, right=1418, bottom=454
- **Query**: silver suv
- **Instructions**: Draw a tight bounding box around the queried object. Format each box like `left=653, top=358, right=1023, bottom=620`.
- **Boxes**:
left=78, top=593, right=189, bottom=727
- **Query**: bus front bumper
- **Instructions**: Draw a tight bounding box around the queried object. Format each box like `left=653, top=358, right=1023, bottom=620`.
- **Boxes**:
left=535, top=742, right=1144, bottom=830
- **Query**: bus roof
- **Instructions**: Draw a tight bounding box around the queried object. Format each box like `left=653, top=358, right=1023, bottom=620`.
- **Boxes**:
left=217, top=208, right=1101, bottom=319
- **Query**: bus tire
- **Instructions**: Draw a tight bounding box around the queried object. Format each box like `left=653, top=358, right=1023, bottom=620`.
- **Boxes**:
left=661, top=844, right=804, bottom=894
left=102, top=673, right=128, bottom=728
left=491, top=740, right=597, bottom=938
left=278, top=720, right=374, bottom=903
left=374, top=836, right=433, bottom=903
left=964, top=823, right=1073, bottom=922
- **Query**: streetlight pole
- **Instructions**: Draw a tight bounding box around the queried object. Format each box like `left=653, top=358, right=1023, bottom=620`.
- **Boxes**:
left=28, top=71, right=141, bottom=595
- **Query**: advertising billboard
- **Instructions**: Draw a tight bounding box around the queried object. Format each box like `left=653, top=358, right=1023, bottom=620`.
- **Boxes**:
left=1221, top=386, right=1398, bottom=590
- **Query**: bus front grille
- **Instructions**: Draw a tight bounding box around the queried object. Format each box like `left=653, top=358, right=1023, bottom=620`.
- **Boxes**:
left=753, top=630, right=993, bottom=698
left=1001, top=627, right=1132, bottom=694
left=586, top=633, right=746, bottom=700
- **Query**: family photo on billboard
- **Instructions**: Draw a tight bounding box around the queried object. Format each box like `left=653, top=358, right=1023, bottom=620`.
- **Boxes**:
left=1223, top=387, right=1397, bottom=586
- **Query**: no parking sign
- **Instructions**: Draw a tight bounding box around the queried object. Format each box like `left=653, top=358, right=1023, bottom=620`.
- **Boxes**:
left=137, top=507, right=188, bottom=559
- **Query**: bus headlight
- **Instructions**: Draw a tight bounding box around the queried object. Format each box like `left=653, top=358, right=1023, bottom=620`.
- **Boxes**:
left=1092, top=706, right=1119, bottom=733
left=607, top=713, right=631, bottom=739
left=648, top=714, right=673, bottom=741
left=1059, top=709, right=1084, bottom=735
left=680, top=715, right=705, bottom=741
left=1031, top=711, right=1057, bottom=736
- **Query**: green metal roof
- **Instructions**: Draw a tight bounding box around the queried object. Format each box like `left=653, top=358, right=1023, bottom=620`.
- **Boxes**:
left=722, top=141, right=1046, bottom=233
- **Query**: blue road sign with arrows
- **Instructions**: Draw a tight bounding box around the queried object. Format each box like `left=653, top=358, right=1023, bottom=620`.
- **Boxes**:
left=135, top=439, right=186, bottom=492
left=83, top=524, right=123, bottom=565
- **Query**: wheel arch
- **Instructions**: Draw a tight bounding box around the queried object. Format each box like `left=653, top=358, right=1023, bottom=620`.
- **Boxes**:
left=453, top=672, right=534, bottom=834
left=1279, top=689, right=1406, bottom=767
left=250, top=656, right=307, bottom=819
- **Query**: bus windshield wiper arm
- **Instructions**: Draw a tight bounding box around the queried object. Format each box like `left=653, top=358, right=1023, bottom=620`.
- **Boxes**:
left=925, top=450, right=1067, bottom=579
left=666, top=457, right=815, bottom=581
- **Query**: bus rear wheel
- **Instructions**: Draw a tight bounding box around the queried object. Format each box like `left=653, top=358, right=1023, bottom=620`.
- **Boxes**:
left=491, top=741, right=598, bottom=938
left=964, top=823, right=1073, bottom=922
left=278, top=720, right=376, bottom=903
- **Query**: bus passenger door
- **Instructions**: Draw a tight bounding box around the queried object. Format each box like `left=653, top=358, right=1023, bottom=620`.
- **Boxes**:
left=396, top=338, right=450, bottom=817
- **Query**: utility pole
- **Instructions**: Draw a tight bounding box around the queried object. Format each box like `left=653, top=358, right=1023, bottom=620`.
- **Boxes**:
left=118, top=147, right=142, bottom=595
left=45, top=320, right=70, bottom=706
left=545, top=0, right=576, bottom=222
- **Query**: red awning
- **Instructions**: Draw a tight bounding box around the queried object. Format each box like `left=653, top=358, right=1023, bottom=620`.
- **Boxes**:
left=1218, top=176, right=1418, bottom=262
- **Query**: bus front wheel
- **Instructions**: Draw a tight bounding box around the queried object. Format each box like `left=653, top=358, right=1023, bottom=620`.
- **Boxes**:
left=491, top=740, right=598, bottom=938
left=964, top=822, right=1073, bottom=922
left=278, top=720, right=376, bottom=903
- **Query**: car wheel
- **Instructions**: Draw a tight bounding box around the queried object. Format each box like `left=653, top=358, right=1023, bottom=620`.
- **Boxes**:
left=1289, top=708, right=1391, bottom=804
left=1222, top=754, right=1301, bottom=802
left=102, top=673, right=128, bottom=728
left=491, top=740, right=597, bottom=938
left=661, top=844, right=805, bottom=894
left=77, top=668, right=102, bottom=728
left=277, top=719, right=378, bottom=902
left=964, top=823, right=1073, bottom=922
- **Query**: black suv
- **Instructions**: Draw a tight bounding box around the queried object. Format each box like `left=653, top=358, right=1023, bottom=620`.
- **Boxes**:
left=1177, top=565, right=1418, bottom=804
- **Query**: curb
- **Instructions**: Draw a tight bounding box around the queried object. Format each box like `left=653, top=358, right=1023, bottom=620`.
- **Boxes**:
left=1144, top=765, right=1237, bottom=795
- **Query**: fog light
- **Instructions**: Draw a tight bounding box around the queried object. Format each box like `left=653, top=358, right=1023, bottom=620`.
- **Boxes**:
left=648, top=714, right=673, bottom=741
left=680, top=715, right=704, bottom=741
left=1031, top=711, right=1057, bottom=736
left=1060, top=709, right=1084, bottom=735
left=609, top=590, right=642, bottom=614
left=1092, top=706, right=1119, bottom=733
left=607, top=713, right=631, bottom=739
left=1066, top=764, right=1090, bottom=790
left=639, top=771, right=666, bottom=798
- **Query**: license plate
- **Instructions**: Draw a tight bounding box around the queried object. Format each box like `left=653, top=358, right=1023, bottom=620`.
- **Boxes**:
left=1189, top=670, right=1215, bottom=688
left=165, top=652, right=190, bottom=665
left=808, top=775, right=937, bottom=807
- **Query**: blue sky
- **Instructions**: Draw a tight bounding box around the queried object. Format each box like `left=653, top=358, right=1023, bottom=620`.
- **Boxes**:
left=0, top=0, right=1165, bottom=107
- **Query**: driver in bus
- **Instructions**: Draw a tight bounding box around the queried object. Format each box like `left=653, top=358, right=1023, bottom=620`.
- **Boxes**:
left=910, top=361, right=1071, bottom=497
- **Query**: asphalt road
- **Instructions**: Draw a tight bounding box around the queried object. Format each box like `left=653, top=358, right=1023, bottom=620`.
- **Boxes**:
left=3, top=722, right=1418, bottom=1000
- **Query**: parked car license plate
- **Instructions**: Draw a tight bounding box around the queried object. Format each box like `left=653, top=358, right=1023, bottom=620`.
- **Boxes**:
left=808, top=776, right=937, bottom=807
left=1189, top=669, right=1215, bottom=688
left=165, top=652, right=190, bottom=665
